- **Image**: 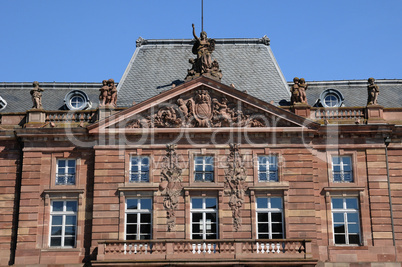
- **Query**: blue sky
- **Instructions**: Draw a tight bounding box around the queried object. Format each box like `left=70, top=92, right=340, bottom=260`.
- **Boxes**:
left=1, top=0, right=401, bottom=83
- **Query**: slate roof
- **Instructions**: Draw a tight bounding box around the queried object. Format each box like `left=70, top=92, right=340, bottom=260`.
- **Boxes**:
left=117, top=38, right=291, bottom=107
left=301, top=79, right=402, bottom=108
left=0, top=82, right=101, bottom=113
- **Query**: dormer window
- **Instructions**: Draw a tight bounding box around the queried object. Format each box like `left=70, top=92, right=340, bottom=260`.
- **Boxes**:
left=319, top=89, right=344, bottom=108
left=64, top=90, right=91, bottom=110
left=0, top=96, right=7, bottom=111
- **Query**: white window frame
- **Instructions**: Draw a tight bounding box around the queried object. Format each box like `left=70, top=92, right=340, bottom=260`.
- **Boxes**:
left=56, top=159, right=76, bottom=185
left=332, top=156, right=353, bottom=182
left=194, top=156, right=214, bottom=182
left=258, top=155, right=278, bottom=182
left=49, top=200, right=77, bottom=248
left=129, top=156, right=150, bottom=183
left=255, top=197, right=284, bottom=239
left=331, top=197, right=361, bottom=245
left=125, top=198, right=152, bottom=240
left=190, top=197, right=218, bottom=240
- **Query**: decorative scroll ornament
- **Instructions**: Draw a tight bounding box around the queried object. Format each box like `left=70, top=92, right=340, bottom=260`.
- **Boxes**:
left=126, top=90, right=268, bottom=128
left=224, top=143, right=247, bottom=231
left=159, top=144, right=183, bottom=231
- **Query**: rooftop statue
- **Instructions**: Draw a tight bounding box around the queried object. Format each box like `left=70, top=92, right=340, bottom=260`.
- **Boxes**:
left=299, top=78, right=308, bottom=104
left=99, top=78, right=118, bottom=107
left=30, top=81, right=44, bottom=109
left=367, top=77, right=379, bottom=105
left=185, top=24, right=222, bottom=82
left=290, top=77, right=309, bottom=105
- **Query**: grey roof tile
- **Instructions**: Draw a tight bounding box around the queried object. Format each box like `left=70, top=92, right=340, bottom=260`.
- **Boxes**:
left=117, top=38, right=291, bottom=107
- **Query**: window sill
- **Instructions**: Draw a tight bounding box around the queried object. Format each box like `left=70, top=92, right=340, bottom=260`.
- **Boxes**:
left=41, top=247, right=81, bottom=252
left=183, top=183, right=225, bottom=191
left=42, top=188, right=84, bottom=195
left=249, top=181, right=289, bottom=191
left=323, top=187, right=365, bottom=192
left=118, top=184, right=159, bottom=191
left=328, top=245, right=368, bottom=250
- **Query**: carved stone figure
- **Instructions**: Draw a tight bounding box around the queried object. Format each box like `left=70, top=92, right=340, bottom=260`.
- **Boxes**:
left=224, top=143, right=247, bottom=231
left=159, top=144, right=183, bottom=231
left=99, top=79, right=118, bottom=107
left=30, top=81, right=44, bottom=109
left=99, top=80, right=109, bottom=106
left=367, top=77, right=379, bottom=105
left=185, top=24, right=222, bottom=82
left=298, top=78, right=308, bottom=104
left=125, top=90, right=269, bottom=129
left=290, top=77, right=300, bottom=105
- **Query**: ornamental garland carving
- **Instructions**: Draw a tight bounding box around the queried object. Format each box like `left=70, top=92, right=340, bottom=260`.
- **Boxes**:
left=224, top=143, right=247, bottom=231
left=159, top=144, right=183, bottom=232
left=126, top=89, right=268, bottom=128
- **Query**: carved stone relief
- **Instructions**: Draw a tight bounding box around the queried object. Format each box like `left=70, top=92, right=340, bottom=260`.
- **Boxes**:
left=126, top=89, right=269, bottom=128
left=224, top=143, right=248, bottom=231
left=159, top=144, right=183, bottom=232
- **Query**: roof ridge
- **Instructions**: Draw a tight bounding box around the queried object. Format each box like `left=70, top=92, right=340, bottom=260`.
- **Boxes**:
left=136, top=36, right=271, bottom=47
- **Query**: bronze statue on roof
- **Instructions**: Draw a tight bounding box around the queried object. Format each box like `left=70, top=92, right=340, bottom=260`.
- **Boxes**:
left=185, top=24, right=222, bottom=82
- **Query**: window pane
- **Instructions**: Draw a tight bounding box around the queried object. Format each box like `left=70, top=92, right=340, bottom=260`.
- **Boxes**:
left=194, top=157, right=204, bottom=165
left=259, top=164, right=267, bottom=172
left=66, top=215, right=76, bottom=225
left=259, top=156, right=267, bottom=165
left=258, top=234, right=269, bottom=239
left=192, top=213, right=202, bottom=222
left=130, top=174, right=139, bottom=182
left=140, top=199, right=152, bottom=210
left=347, top=213, right=359, bottom=223
left=205, top=157, right=214, bottom=165
left=346, top=198, right=358, bottom=210
left=334, top=224, right=345, bottom=234
left=206, top=213, right=217, bottom=222
left=67, top=167, right=75, bottom=174
left=126, top=224, right=137, bottom=234
left=192, top=223, right=201, bottom=234
left=258, top=223, right=268, bottom=233
left=64, top=237, right=75, bottom=247
left=205, top=198, right=217, bottom=209
left=50, top=237, right=62, bottom=247
left=52, top=216, right=62, bottom=225
left=207, top=223, right=217, bottom=234
left=140, top=235, right=151, bottom=240
left=348, top=223, right=359, bottom=234
left=206, top=233, right=217, bottom=239
left=52, top=202, right=63, bottom=212
left=272, top=223, right=283, bottom=233
left=342, top=157, right=351, bottom=165
left=127, top=199, right=138, bottom=210
left=67, top=160, right=76, bottom=167
left=140, top=224, right=151, bottom=234
left=332, top=199, right=343, bottom=209
left=66, top=201, right=77, bottom=212
left=259, top=173, right=267, bottom=181
left=257, top=198, right=268, bottom=209
left=205, top=164, right=213, bottom=172
left=270, top=198, right=282, bottom=209
left=257, top=213, right=268, bottom=222
left=192, top=199, right=203, bottom=209
left=65, top=226, right=76, bottom=235
left=127, top=214, right=137, bottom=223
left=51, top=226, right=62, bottom=235
left=142, top=157, right=149, bottom=166
left=332, top=156, right=340, bottom=165
left=272, top=233, right=283, bottom=239
left=333, top=213, right=344, bottom=223
left=126, top=234, right=137, bottom=240
left=192, top=234, right=202, bottom=239
left=269, top=172, right=278, bottom=181
left=344, top=172, right=353, bottom=182
left=271, top=213, right=282, bottom=223
left=194, top=173, right=204, bottom=181
left=140, top=214, right=151, bottom=223
left=333, top=174, right=342, bottom=182
left=349, top=234, right=360, bottom=244
left=334, top=234, right=346, bottom=244
left=204, top=172, right=214, bottom=182
left=195, top=164, right=204, bottom=172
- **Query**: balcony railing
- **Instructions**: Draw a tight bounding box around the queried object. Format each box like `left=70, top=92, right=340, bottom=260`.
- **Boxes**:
left=96, top=239, right=312, bottom=262
left=45, top=110, right=96, bottom=123
left=311, top=107, right=365, bottom=121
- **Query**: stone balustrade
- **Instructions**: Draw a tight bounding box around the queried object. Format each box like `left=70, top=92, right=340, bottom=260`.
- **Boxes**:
left=45, top=110, right=96, bottom=123
left=96, top=239, right=312, bottom=262
left=311, top=107, right=365, bottom=121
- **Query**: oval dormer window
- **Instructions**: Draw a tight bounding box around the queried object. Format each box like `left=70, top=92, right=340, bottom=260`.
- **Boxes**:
left=0, top=96, right=7, bottom=111
left=319, top=89, right=344, bottom=108
left=64, top=90, right=92, bottom=110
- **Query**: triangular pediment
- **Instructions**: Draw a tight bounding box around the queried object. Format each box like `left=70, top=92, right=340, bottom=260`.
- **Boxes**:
left=88, top=76, right=319, bottom=134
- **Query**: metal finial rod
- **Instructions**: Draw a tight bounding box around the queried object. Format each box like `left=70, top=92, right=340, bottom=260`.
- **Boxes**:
left=201, top=0, right=204, bottom=32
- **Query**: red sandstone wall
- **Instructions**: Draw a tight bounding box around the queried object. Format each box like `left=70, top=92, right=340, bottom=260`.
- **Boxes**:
left=0, top=141, right=20, bottom=266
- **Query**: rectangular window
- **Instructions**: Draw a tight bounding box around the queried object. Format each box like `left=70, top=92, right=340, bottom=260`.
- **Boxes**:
left=56, top=159, right=76, bottom=185
left=194, top=156, right=214, bottom=182
left=256, top=197, right=284, bottom=239
left=258, top=155, right=278, bottom=182
left=332, top=156, right=353, bottom=182
left=191, top=198, right=218, bottom=239
left=50, top=200, right=77, bottom=247
left=125, top=198, right=152, bottom=240
left=331, top=197, right=361, bottom=245
left=130, top=156, right=150, bottom=183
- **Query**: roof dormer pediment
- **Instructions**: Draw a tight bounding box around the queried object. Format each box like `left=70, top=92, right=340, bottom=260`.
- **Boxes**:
left=88, top=77, right=319, bottom=134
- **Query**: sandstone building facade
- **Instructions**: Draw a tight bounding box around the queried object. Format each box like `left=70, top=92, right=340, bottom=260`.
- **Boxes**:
left=1, top=36, right=402, bottom=266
